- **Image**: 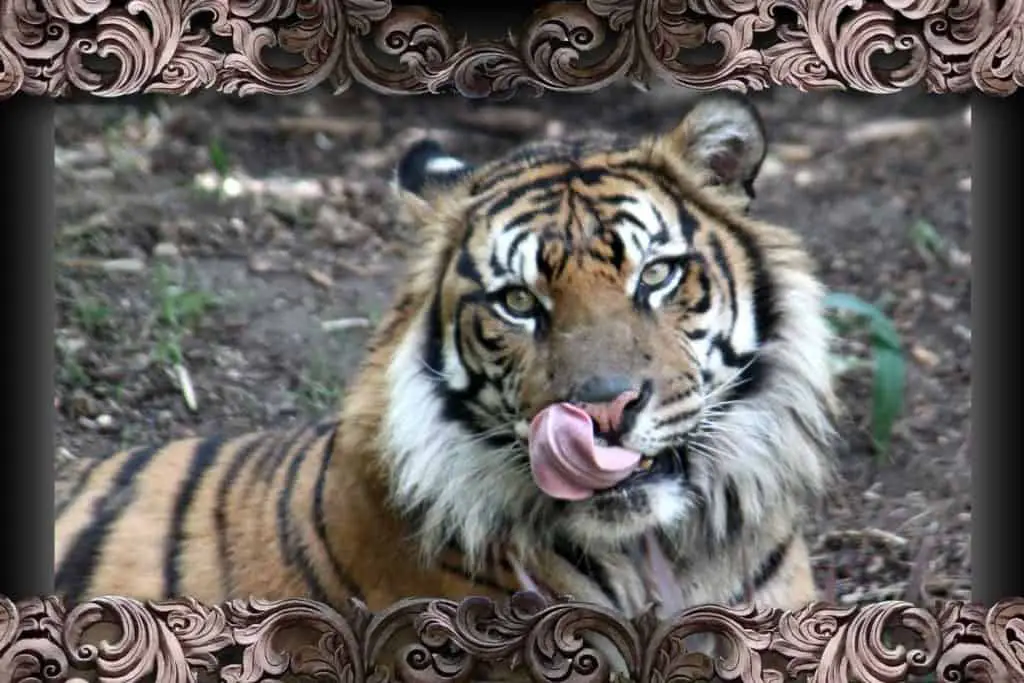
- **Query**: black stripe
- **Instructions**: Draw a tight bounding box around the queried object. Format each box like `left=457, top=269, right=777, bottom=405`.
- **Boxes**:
left=276, top=424, right=332, bottom=603
left=164, top=434, right=226, bottom=597
left=260, top=424, right=304, bottom=485
left=312, top=421, right=365, bottom=600
left=55, top=455, right=105, bottom=520
left=55, top=444, right=163, bottom=602
left=438, top=539, right=517, bottom=595
left=552, top=536, right=621, bottom=610
left=504, top=230, right=532, bottom=272
left=455, top=244, right=483, bottom=284
left=213, top=432, right=268, bottom=598
left=723, top=224, right=779, bottom=346
left=249, top=426, right=291, bottom=486
left=723, top=479, right=744, bottom=540
left=653, top=404, right=702, bottom=430
left=709, top=232, right=738, bottom=333
left=488, top=175, right=564, bottom=215
left=752, top=536, right=792, bottom=590
left=439, top=560, right=516, bottom=595
left=688, top=262, right=713, bottom=314
left=730, top=535, right=794, bottom=604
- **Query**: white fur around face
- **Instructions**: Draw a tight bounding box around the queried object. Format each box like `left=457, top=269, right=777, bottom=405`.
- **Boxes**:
left=382, top=312, right=542, bottom=565
left=381, top=235, right=834, bottom=565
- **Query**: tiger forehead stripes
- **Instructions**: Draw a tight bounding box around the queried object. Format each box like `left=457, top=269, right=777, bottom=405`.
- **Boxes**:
left=55, top=95, right=837, bottom=657
left=462, top=157, right=759, bottom=360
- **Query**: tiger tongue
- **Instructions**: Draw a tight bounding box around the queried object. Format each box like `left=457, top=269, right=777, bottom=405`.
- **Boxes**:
left=528, top=403, right=643, bottom=500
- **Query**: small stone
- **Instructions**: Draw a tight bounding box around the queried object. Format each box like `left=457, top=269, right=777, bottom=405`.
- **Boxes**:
left=102, top=258, right=146, bottom=273
left=248, top=250, right=292, bottom=273
left=57, top=336, right=87, bottom=355
left=758, top=155, right=786, bottom=180
left=153, top=242, right=181, bottom=261
left=793, top=169, right=815, bottom=187
left=929, top=293, right=956, bottom=312
left=307, top=268, right=334, bottom=289
left=221, top=177, right=244, bottom=198
left=69, top=389, right=99, bottom=418
left=315, top=204, right=343, bottom=231
left=844, top=118, right=934, bottom=145
left=772, top=143, right=814, bottom=163
left=545, top=120, right=566, bottom=139
left=314, top=132, right=334, bottom=151
left=948, top=247, right=971, bottom=269
left=911, top=343, right=941, bottom=367
left=194, top=171, right=220, bottom=192
left=96, top=414, right=115, bottom=431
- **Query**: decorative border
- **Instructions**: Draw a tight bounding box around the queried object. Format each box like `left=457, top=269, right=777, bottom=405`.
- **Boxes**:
left=0, top=0, right=1021, bottom=99
left=19, top=0, right=994, bottom=679
left=0, top=593, right=1019, bottom=681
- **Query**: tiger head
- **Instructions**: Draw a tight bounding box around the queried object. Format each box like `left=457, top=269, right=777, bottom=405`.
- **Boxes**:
left=373, top=95, right=837, bottom=566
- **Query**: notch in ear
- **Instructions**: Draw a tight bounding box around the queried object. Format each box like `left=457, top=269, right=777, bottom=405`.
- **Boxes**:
left=665, top=94, right=768, bottom=198
left=393, top=139, right=475, bottom=200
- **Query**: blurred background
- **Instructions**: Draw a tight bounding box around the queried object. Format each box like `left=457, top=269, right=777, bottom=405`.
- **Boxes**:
left=53, top=84, right=972, bottom=607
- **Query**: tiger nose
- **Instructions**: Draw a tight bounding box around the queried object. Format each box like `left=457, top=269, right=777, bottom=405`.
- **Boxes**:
left=572, top=376, right=652, bottom=436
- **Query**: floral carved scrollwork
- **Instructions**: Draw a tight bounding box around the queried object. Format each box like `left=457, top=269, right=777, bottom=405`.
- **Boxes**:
left=2, top=595, right=1024, bottom=682
left=0, top=0, right=1019, bottom=98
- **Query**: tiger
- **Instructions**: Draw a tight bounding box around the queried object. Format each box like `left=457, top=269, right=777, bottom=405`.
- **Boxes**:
left=55, top=94, right=837, bottom=663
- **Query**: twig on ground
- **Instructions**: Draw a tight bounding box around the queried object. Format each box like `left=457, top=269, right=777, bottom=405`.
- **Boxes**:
left=902, top=534, right=936, bottom=603
left=59, top=257, right=147, bottom=274
left=453, top=106, right=547, bottom=137
left=222, top=115, right=382, bottom=140
left=173, top=363, right=198, bottom=413
left=821, top=527, right=910, bottom=549
left=321, top=317, right=372, bottom=333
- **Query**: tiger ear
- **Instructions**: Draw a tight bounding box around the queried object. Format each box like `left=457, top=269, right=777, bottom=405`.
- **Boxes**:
left=664, top=94, right=767, bottom=198
left=393, top=139, right=475, bottom=207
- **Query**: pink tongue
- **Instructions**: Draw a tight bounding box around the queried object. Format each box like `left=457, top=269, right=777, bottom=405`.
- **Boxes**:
left=528, top=403, right=643, bottom=500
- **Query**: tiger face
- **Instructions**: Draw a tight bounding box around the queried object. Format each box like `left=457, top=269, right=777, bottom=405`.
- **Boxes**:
left=382, top=95, right=833, bottom=564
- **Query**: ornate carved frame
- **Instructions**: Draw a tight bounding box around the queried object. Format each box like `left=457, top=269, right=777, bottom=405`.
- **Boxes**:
left=1, top=0, right=1020, bottom=97
left=3, top=0, right=1008, bottom=680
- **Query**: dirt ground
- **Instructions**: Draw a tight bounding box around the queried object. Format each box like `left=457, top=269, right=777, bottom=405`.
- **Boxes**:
left=53, top=85, right=972, bottom=607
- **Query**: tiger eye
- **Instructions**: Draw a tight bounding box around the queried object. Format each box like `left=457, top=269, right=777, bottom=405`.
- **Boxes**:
left=640, top=261, right=674, bottom=288
left=502, top=287, right=537, bottom=315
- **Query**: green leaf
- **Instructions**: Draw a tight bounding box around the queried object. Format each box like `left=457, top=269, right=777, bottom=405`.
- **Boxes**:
left=908, top=219, right=947, bottom=263
left=208, top=139, right=230, bottom=177
left=824, top=291, right=906, bottom=458
left=871, top=346, right=906, bottom=456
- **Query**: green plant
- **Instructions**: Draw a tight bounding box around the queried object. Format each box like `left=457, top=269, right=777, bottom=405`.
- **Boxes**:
left=824, top=291, right=906, bottom=459
left=150, top=265, right=218, bottom=411
left=296, top=353, right=342, bottom=416
left=207, top=138, right=231, bottom=178
left=908, top=218, right=947, bottom=265
left=71, top=297, right=114, bottom=338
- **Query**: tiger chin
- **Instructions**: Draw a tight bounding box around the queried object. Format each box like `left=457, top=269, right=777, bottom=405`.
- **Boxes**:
left=55, top=94, right=837, bottom=669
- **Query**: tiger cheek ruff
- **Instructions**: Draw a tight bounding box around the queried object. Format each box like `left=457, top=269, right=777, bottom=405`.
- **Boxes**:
left=54, top=95, right=837, bottom=639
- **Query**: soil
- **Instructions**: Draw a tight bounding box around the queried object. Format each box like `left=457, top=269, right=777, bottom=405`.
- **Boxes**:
left=53, top=85, right=972, bottom=607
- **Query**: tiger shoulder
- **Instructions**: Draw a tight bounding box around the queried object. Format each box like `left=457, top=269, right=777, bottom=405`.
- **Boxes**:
left=56, top=93, right=838, bottom=622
